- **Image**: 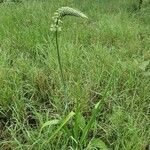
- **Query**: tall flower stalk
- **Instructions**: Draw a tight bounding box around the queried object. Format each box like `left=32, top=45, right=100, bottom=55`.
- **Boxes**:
left=51, top=7, right=88, bottom=98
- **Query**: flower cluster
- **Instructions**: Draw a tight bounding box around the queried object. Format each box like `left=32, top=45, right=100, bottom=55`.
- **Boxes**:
left=50, top=12, right=63, bottom=32
left=50, top=7, right=88, bottom=32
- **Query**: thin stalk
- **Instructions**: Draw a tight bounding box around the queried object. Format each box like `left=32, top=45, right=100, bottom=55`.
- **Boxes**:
left=55, top=21, right=67, bottom=108
left=55, top=21, right=66, bottom=93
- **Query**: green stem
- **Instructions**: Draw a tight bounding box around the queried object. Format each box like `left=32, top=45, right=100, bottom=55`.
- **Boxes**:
left=55, top=30, right=66, bottom=90
left=55, top=21, right=67, bottom=108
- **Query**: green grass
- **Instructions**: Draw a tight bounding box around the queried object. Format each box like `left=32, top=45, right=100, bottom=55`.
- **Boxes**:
left=0, top=0, right=150, bottom=149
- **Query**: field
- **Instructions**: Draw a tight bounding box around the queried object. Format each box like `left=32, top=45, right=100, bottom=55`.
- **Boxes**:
left=0, top=0, right=150, bottom=149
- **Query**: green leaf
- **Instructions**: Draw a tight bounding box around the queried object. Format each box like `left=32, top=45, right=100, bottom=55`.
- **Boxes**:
left=77, top=112, right=86, bottom=130
left=40, top=119, right=59, bottom=133
left=139, top=61, right=149, bottom=71
left=143, top=71, right=150, bottom=77
left=90, top=138, right=108, bottom=150
left=47, top=111, right=75, bottom=141
left=80, top=101, right=101, bottom=144
left=80, top=65, right=116, bottom=144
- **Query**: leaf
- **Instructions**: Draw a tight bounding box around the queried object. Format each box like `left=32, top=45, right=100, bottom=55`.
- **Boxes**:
left=80, top=66, right=116, bottom=144
left=80, top=101, right=101, bottom=144
left=47, top=111, right=75, bottom=141
left=77, top=112, right=86, bottom=130
left=143, top=71, right=150, bottom=77
left=40, top=119, right=59, bottom=133
left=139, top=61, right=149, bottom=71
left=90, top=138, right=108, bottom=150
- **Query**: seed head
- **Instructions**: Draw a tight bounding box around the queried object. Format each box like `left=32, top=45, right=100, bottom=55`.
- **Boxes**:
left=51, top=6, right=88, bottom=32
left=57, top=7, right=88, bottom=19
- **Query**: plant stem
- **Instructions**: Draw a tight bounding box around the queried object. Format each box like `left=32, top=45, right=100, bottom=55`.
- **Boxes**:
left=55, top=21, right=67, bottom=103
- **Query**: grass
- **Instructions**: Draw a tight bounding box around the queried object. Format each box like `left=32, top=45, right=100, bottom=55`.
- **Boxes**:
left=0, top=0, right=150, bottom=149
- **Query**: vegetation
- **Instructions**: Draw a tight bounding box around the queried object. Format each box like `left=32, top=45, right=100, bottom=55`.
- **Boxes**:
left=139, top=0, right=143, bottom=10
left=0, top=0, right=150, bottom=149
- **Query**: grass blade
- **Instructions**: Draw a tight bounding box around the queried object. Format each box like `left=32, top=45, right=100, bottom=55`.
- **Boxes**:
left=46, top=111, right=75, bottom=143
left=80, top=101, right=100, bottom=144
left=80, top=65, right=116, bottom=144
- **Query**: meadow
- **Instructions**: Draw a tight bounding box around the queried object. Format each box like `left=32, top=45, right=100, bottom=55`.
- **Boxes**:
left=0, top=0, right=150, bottom=149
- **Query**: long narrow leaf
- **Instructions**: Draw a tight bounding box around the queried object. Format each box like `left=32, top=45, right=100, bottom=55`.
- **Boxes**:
left=40, top=119, right=59, bottom=133
left=80, top=101, right=100, bottom=144
left=46, top=111, right=75, bottom=142
left=80, top=65, right=116, bottom=144
left=89, top=138, right=108, bottom=149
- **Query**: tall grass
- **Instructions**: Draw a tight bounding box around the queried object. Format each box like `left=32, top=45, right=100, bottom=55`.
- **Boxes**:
left=0, top=0, right=150, bottom=149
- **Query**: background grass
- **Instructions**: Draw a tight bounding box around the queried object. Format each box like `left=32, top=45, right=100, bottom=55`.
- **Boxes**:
left=0, top=0, right=150, bottom=149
